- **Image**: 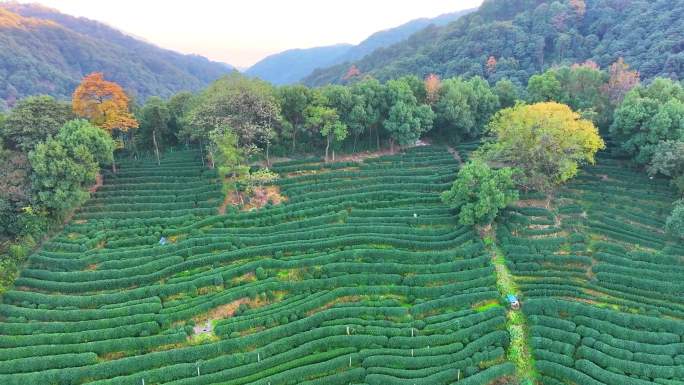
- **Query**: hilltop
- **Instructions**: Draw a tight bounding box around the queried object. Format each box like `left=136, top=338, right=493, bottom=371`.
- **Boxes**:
left=0, top=3, right=233, bottom=108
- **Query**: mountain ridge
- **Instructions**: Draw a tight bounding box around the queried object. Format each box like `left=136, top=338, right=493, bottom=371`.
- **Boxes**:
left=0, top=2, right=233, bottom=108
left=246, top=8, right=475, bottom=85
left=303, top=0, right=684, bottom=86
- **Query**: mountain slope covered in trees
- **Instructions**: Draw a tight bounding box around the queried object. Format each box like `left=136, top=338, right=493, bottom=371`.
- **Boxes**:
left=0, top=3, right=232, bottom=108
left=246, top=9, right=474, bottom=85
left=304, top=0, right=684, bottom=86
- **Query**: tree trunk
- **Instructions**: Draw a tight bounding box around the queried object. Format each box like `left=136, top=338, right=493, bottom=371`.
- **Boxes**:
left=368, top=126, right=373, bottom=149
left=325, top=135, right=330, bottom=163
left=199, top=139, right=205, bottom=167
left=112, top=157, right=117, bottom=173
left=266, top=141, right=270, bottom=167
left=152, top=129, right=160, bottom=166
left=390, top=138, right=395, bottom=154
left=353, top=133, right=359, bottom=153
left=376, top=127, right=380, bottom=150
left=332, top=149, right=335, bottom=161
left=292, top=127, right=297, bottom=154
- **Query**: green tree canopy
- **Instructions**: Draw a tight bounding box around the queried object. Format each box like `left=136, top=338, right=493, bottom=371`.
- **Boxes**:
left=1, top=95, right=73, bottom=151
left=383, top=78, right=434, bottom=149
left=610, top=78, right=684, bottom=164
left=666, top=200, right=684, bottom=240
left=433, top=76, right=499, bottom=141
left=138, top=97, right=172, bottom=164
left=441, top=160, right=519, bottom=226
left=28, top=119, right=113, bottom=215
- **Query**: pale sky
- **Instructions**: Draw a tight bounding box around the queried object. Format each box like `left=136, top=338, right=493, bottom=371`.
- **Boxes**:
left=15, top=0, right=483, bottom=68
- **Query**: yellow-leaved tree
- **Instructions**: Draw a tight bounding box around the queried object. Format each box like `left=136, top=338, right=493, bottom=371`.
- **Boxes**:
left=478, top=102, right=605, bottom=191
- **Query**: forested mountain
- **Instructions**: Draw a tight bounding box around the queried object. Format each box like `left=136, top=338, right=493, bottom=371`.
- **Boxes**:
left=0, top=3, right=232, bottom=109
left=246, top=9, right=474, bottom=85
left=304, top=0, right=684, bottom=86
left=244, top=44, right=353, bottom=86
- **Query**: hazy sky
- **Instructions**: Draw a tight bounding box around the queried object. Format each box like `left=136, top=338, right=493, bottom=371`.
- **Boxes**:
left=16, top=0, right=483, bottom=68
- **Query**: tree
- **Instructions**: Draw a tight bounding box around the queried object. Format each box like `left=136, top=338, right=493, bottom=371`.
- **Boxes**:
left=352, top=78, right=387, bottom=150
left=433, top=76, right=498, bottom=141
left=494, top=79, right=520, bottom=109
left=610, top=78, right=684, bottom=164
left=1, top=95, right=73, bottom=151
left=602, top=58, right=640, bottom=106
left=208, top=126, right=248, bottom=183
left=186, top=73, right=280, bottom=162
left=277, top=85, right=311, bottom=153
left=666, top=200, right=684, bottom=240
left=167, top=91, right=194, bottom=145
left=441, top=160, right=519, bottom=226
left=527, top=71, right=563, bottom=103
left=424, top=74, right=441, bottom=105
left=305, top=105, right=347, bottom=162
left=384, top=78, right=434, bottom=151
left=479, top=102, right=605, bottom=191
left=28, top=119, right=113, bottom=215
left=647, top=140, right=684, bottom=193
left=56, top=119, right=114, bottom=167
left=72, top=72, right=138, bottom=134
left=138, top=97, right=171, bottom=165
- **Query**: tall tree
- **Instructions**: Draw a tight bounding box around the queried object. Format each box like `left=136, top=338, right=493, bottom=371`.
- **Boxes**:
left=29, top=120, right=114, bottom=215
left=424, top=74, right=441, bottom=105
left=72, top=72, right=138, bottom=134
left=384, top=78, right=434, bottom=151
left=479, top=102, right=605, bottom=191
left=351, top=78, right=387, bottom=150
left=305, top=104, right=347, bottom=162
left=277, top=85, right=311, bottom=153
left=610, top=78, right=684, bottom=164
left=186, top=73, right=280, bottom=162
left=1, top=95, right=73, bottom=151
left=167, top=91, right=195, bottom=145
left=138, top=97, right=171, bottom=165
left=433, top=76, right=498, bottom=141
left=441, top=160, right=519, bottom=226
left=602, top=58, right=640, bottom=106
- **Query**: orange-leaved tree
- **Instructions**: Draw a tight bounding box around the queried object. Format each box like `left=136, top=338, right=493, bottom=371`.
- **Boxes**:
left=72, top=72, right=138, bottom=134
left=73, top=72, right=138, bottom=172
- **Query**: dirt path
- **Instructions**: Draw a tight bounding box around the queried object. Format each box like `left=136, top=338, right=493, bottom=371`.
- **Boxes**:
left=485, top=230, right=538, bottom=384
left=446, top=146, right=463, bottom=164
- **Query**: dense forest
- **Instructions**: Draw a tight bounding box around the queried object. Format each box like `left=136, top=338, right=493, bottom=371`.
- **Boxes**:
left=304, top=0, right=684, bottom=86
left=0, top=3, right=232, bottom=109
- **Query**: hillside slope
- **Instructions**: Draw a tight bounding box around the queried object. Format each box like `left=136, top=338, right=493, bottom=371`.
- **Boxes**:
left=245, top=44, right=353, bottom=86
left=304, top=0, right=684, bottom=86
left=246, top=9, right=474, bottom=85
left=0, top=3, right=232, bottom=108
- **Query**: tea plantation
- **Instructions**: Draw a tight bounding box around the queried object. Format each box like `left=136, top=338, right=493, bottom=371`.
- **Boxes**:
left=0, top=146, right=682, bottom=384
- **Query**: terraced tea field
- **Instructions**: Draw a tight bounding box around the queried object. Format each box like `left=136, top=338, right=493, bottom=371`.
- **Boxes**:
left=496, top=154, right=684, bottom=385
left=1, top=146, right=682, bottom=384
left=0, top=147, right=518, bottom=384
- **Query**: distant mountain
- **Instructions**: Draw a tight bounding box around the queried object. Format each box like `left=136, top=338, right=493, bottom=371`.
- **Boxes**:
left=0, top=2, right=233, bottom=108
left=245, top=44, right=353, bottom=86
left=303, top=0, right=684, bottom=87
left=246, top=8, right=475, bottom=85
